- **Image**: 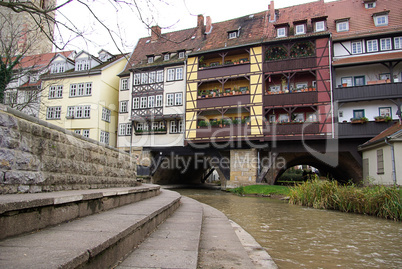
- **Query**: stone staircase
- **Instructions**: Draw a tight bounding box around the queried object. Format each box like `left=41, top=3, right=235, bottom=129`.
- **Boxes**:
left=0, top=184, right=277, bottom=269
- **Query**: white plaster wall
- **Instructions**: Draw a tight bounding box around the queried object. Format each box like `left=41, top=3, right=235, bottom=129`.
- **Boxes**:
left=337, top=100, right=400, bottom=122
left=163, top=65, right=186, bottom=116
left=362, top=141, right=401, bottom=185
left=116, top=74, right=132, bottom=150
left=131, top=132, right=184, bottom=147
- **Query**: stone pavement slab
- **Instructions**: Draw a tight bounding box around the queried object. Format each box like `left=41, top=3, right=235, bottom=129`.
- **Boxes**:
left=116, top=196, right=203, bottom=269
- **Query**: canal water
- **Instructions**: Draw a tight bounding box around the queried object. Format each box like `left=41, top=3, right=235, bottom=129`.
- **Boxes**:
left=174, top=188, right=402, bottom=269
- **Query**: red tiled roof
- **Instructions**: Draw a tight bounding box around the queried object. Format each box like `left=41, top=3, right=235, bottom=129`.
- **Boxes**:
left=16, top=51, right=74, bottom=70
left=361, top=122, right=402, bottom=147
left=326, top=0, right=402, bottom=40
left=333, top=51, right=402, bottom=66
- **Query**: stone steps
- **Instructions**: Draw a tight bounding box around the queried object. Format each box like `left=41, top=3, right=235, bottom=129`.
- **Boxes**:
left=0, top=188, right=181, bottom=269
left=0, top=184, right=161, bottom=240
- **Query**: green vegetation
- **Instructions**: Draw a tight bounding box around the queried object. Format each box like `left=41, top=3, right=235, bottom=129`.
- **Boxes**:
left=229, top=185, right=290, bottom=196
left=289, top=178, right=402, bottom=221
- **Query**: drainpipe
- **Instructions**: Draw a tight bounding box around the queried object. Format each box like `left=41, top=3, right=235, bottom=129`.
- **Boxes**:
left=384, top=137, right=397, bottom=185
left=329, top=35, right=335, bottom=139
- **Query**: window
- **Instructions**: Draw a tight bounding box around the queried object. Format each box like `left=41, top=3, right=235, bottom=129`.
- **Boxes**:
left=4, top=91, right=17, bottom=105
left=136, top=123, right=144, bottom=131
left=380, top=38, right=391, bottom=51
left=315, top=21, right=325, bottom=32
left=351, top=41, right=362, bottom=54
left=100, top=131, right=109, bottom=145
left=175, top=93, right=183, bottom=106
left=306, top=112, right=318, bottom=122
left=379, top=107, right=391, bottom=117
left=278, top=114, right=289, bottom=123
left=341, top=77, right=353, bottom=87
left=101, top=107, right=111, bottom=122
left=83, top=129, right=90, bottom=138
left=147, top=56, right=154, bottom=64
left=175, top=67, right=183, bottom=80
left=170, top=121, right=177, bottom=133
left=49, top=85, right=63, bottom=99
left=374, top=15, right=388, bottom=26
left=295, top=24, right=305, bottom=35
left=336, top=21, right=349, bottom=32
left=394, top=37, right=402, bottom=49
left=46, top=106, right=61, bottom=119
left=164, top=54, right=170, bottom=61
left=66, top=105, right=91, bottom=119
left=179, top=51, right=185, bottom=58
left=292, top=113, right=305, bottom=122
left=70, top=83, right=92, bottom=97
left=119, top=123, right=132, bottom=136
left=366, top=40, right=378, bottom=52
left=354, top=76, right=365, bottom=86
left=120, top=101, right=128, bottom=113
left=133, top=73, right=141, bottom=85
left=156, top=70, right=164, bottom=82
left=365, top=2, right=376, bottom=9
left=228, top=31, right=237, bottom=39
left=74, top=130, right=81, bottom=135
left=76, top=60, right=90, bottom=71
left=133, top=97, right=139, bottom=109
left=353, top=109, right=365, bottom=119
left=379, top=73, right=390, bottom=80
left=121, top=79, right=128, bottom=90
left=155, top=95, right=163, bottom=107
left=141, top=73, right=148, bottom=84
left=140, top=97, right=147, bottom=108
left=149, top=72, right=156, bottom=84
left=167, top=69, right=175, bottom=81
left=148, top=96, right=155, bottom=108
left=377, top=149, right=384, bottom=174
left=166, top=93, right=174, bottom=106
left=277, top=27, right=286, bottom=38
left=51, top=63, right=65, bottom=73
left=177, top=120, right=183, bottom=133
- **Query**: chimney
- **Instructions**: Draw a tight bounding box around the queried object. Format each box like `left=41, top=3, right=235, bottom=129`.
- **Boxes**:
left=269, top=0, right=276, bottom=22
left=151, top=25, right=161, bottom=42
left=197, top=14, right=205, bottom=37
left=205, top=16, right=212, bottom=34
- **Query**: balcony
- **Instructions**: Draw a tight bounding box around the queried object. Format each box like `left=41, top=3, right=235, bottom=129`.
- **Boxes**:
left=264, top=122, right=320, bottom=136
left=198, top=63, right=249, bottom=80
left=196, top=124, right=251, bottom=139
left=264, top=91, right=317, bottom=107
left=197, top=93, right=250, bottom=108
left=337, top=121, right=396, bottom=138
left=334, top=82, right=402, bottom=102
left=264, top=57, right=316, bottom=73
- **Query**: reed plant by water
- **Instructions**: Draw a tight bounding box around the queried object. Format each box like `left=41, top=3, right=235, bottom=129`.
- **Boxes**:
left=289, top=177, right=402, bottom=221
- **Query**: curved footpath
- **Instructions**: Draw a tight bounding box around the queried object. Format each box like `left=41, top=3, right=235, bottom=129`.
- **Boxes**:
left=0, top=185, right=277, bottom=268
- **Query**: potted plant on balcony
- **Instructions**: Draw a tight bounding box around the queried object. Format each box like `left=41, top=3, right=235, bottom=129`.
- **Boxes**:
left=198, top=120, right=209, bottom=128
left=351, top=117, right=368, bottom=124
left=374, top=116, right=392, bottom=122
left=205, top=89, right=210, bottom=98
left=225, top=60, right=233, bottom=65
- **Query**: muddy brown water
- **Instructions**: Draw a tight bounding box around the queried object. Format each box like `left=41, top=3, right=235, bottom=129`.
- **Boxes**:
left=174, top=188, right=402, bottom=269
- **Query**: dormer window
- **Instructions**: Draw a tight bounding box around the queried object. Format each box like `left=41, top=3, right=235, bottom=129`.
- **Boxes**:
left=277, top=27, right=286, bottom=38
left=228, top=31, right=237, bottom=39
left=76, top=60, right=89, bottom=71
left=147, top=56, right=154, bottom=64
left=365, top=2, right=376, bottom=9
left=295, top=24, right=305, bottom=35
left=336, top=19, right=349, bottom=32
left=164, top=53, right=170, bottom=61
left=315, top=21, right=325, bottom=32
left=178, top=51, right=185, bottom=59
left=51, top=63, right=65, bottom=73
left=373, top=13, right=388, bottom=26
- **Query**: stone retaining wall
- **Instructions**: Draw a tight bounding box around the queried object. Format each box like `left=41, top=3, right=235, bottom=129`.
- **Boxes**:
left=0, top=105, right=138, bottom=194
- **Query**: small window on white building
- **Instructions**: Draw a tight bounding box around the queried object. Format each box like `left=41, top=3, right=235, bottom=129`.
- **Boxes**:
left=120, top=78, right=128, bottom=90
left=164, top=54, right=170, bottom=61
left=178, top=51, right=185, bottom=58
left=147, top=56, right=154, bottom=63
left=351, top=41, right=362, bottom=54
left=367, top=40, right=378, bottom=52
left=120, top=101, right=128, bottom=113
left=394, top=37, right=402, bottom=49
left=156, top=70, right=164, bottom=82
left=101, top=107, right=111, bottom=122
left=380, top=38, right=391, bottom=50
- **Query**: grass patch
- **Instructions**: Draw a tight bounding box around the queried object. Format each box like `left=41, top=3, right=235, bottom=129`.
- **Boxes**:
left=229, top=185, right=290, bottom=196
left=289, top=178, right=402, bottom=221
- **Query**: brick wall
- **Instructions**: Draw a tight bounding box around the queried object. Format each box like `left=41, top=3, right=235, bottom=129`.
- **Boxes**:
left=0, top=105, right=138, bottom=194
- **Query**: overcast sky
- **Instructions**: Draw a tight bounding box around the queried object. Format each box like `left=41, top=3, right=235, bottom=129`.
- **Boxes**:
left=55, top=0, right=332, bottom=55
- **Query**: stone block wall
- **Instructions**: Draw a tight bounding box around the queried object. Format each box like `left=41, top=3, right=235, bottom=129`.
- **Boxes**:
left=0, top=105, right=138, bottom=194
left=227, top=149, right=258, bottom=188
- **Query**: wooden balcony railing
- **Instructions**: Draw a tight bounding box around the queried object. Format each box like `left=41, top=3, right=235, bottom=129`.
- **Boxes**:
left=334, top=82, right=402, bottom=102
left=196, top=124, right=251, bottom=139
left=264, top=57, right=316, bottom=72
left=198, top=63, right=250, bottom=79
left=197, top=94, right=250, bottom=108
left=337, top=121, right=396, bottom=138
left=264, top=91, right=318, bottom=107
left=264, top=122, right=320, bottom=136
